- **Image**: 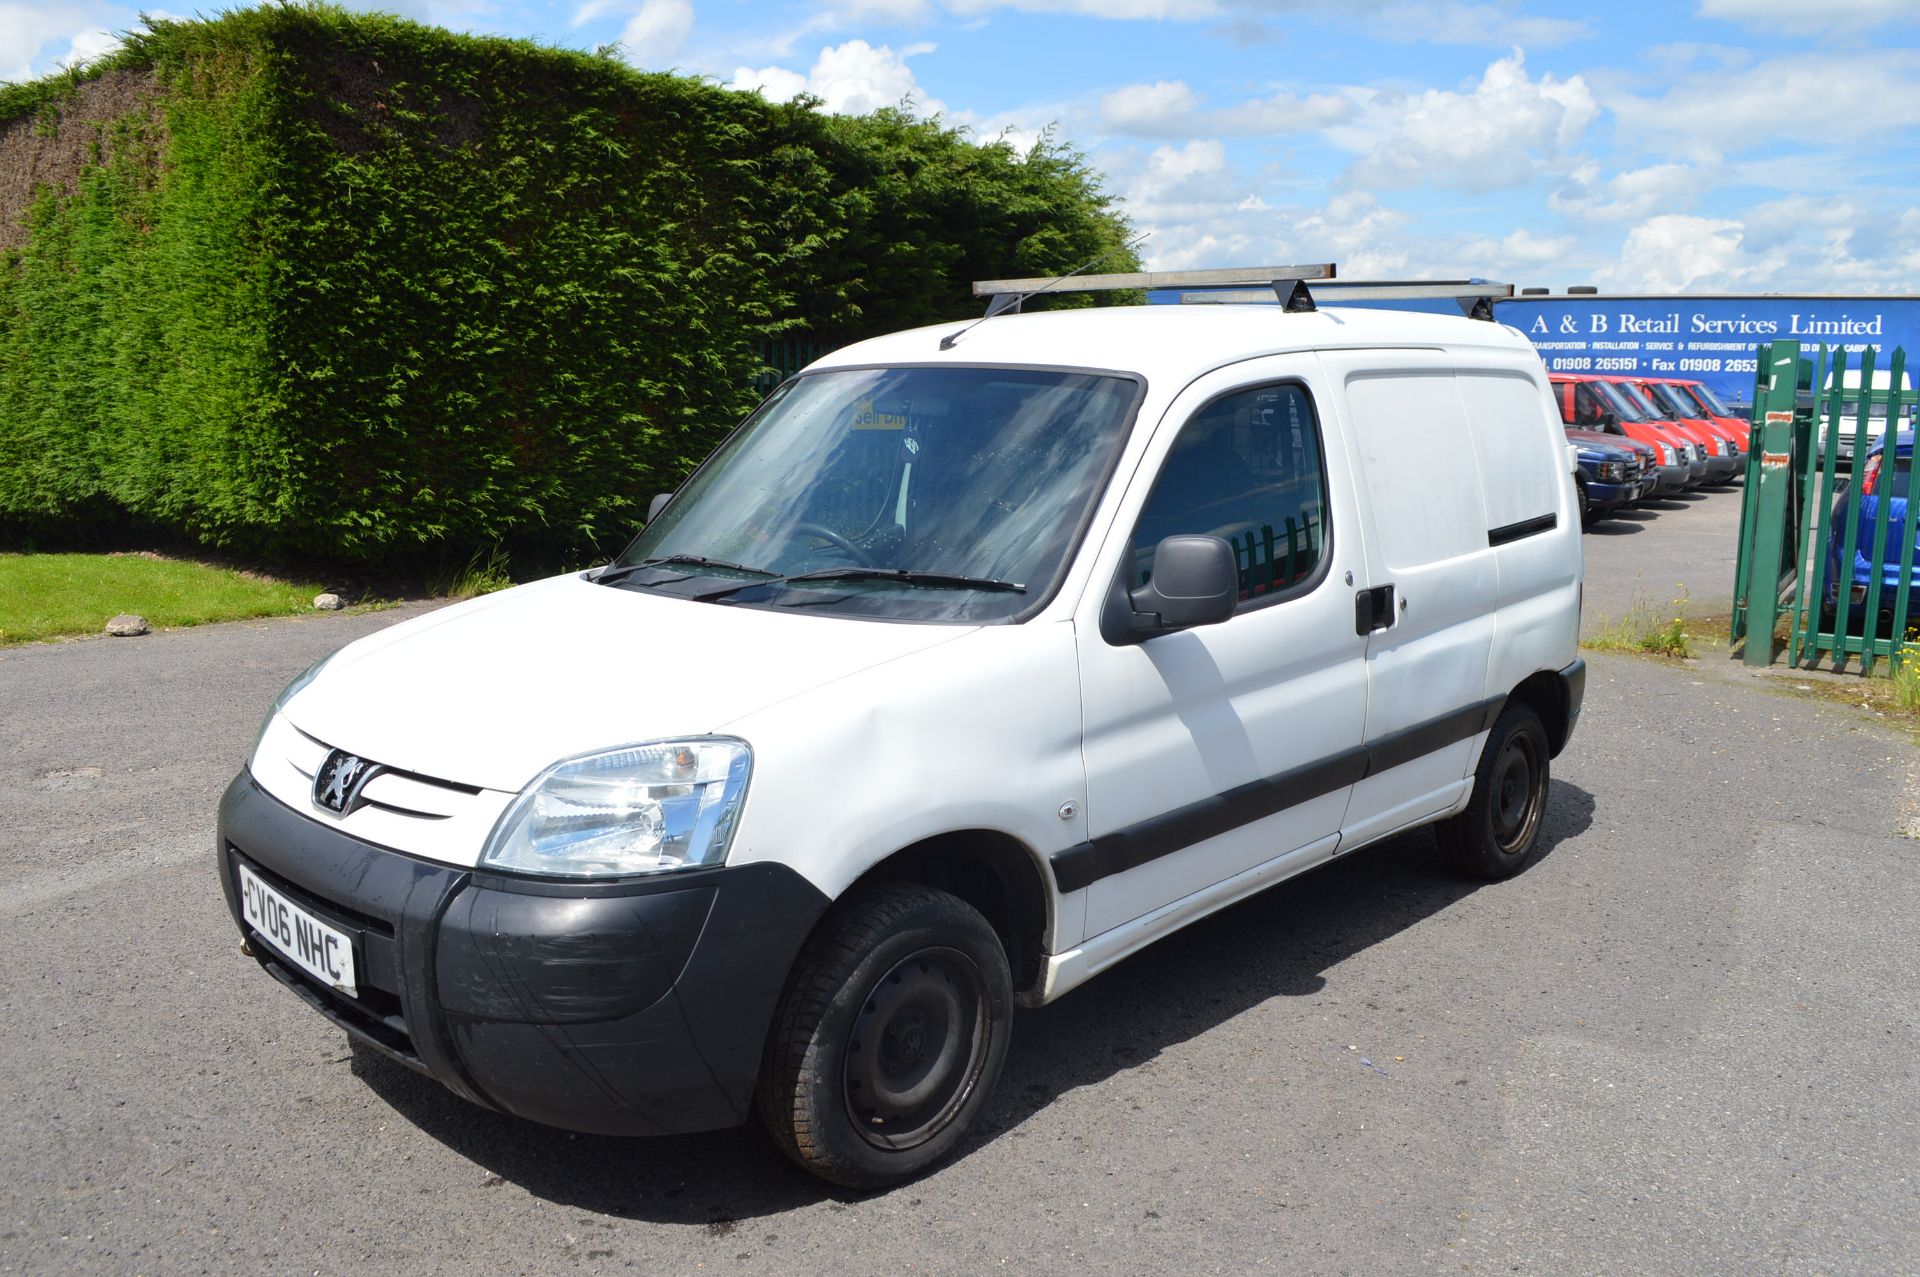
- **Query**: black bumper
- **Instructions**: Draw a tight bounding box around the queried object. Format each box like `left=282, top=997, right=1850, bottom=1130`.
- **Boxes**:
left=1555, top=657, right=1586, bottom=756
left=217, top=772, right=829, bottom=1136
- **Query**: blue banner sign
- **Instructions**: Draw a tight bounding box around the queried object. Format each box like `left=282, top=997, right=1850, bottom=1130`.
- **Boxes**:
left=1495, top=295, right=1920, bottom=413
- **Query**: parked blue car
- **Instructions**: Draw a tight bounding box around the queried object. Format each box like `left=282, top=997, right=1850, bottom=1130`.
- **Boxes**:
left=1825, top=431, right=1917, bottom=630
left=1566, top=429, right=1652, bottom=525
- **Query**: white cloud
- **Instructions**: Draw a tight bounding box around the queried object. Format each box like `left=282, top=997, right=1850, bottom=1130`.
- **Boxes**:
left=617, top=0, right=694, bottom=66
left=1287, top=192, right=1411, bottom=276
left=1371, top=2, right=1589, bottom=47
left=0, top=2, right=106, bottom=81
left=1098, top=80, right=1202, bottom=135
left=1, top=6, right=191, bottom=82
left=1697, top=0, right=1916, bottom=33
left=1610, top=51, right=1920, bottom=156
left=730, top=39, right=944, bottom=116
left=1339, top=50, right=1597, bottom=191
left=571, top=0, right=625, bottom=28
left=1097, top=78, right=1352, bottom=139
left=1100, top=138, right=1275, bottom=270
left=1597, top=215, right=1783, bottom=292
left=1595, top=203, right=1920, bottom=294
left=57, top=26, right=118, bottom=68
left=1549, top=161, right=1698, bottom=223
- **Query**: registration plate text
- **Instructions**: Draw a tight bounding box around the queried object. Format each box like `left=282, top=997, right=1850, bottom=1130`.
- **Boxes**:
left=238, top=863, right=358, bottom=998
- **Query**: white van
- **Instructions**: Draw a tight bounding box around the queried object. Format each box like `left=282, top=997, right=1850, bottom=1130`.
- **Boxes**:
left=220, top=298, right=1585, bottom=1187
left=1819, top=364, right=1913, bottom=467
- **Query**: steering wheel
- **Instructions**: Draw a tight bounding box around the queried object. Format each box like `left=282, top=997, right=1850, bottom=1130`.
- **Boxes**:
left=787, top=522, right=873, bottom=566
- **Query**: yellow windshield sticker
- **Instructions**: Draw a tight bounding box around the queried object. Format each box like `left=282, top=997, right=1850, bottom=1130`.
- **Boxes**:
left=851, top=398, right=908, bottom=430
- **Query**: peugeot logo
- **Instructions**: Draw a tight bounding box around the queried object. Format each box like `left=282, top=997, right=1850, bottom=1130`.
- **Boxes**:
left=314, top=749, right=379, bottom=815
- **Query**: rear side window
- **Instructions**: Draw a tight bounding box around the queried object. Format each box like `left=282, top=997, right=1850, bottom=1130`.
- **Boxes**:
left=1129, top=383, right=1329, bottom=604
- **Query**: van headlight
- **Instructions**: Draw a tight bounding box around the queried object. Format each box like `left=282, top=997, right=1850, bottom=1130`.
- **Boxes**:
left=481, top=739, right=751, bottom=878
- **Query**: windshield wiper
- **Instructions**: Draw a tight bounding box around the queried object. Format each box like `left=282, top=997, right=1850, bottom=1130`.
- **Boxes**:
left=693, top=567, right=1027, bottom=602
left=595, top=555, right=777, bottom=586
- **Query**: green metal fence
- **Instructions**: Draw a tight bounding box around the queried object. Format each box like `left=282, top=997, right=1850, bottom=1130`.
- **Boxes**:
left=1731, top=339, right=1920, bottom=672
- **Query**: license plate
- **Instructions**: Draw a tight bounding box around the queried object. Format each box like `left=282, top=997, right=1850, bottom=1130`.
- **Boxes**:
left=237, top=862, right=358, bottom=998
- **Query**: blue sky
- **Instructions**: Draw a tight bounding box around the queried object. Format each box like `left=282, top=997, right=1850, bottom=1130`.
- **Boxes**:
left=8, top=0, right=1920, bottom=292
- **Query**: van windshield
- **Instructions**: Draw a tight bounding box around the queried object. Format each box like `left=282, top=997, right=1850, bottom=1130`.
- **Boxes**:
left=609, top=366, right=1139, bottom=622
left=1647, top=382, right=1702, bottom=419
left=1689, top=383, right=1733, bottom=417
left=1617, top=381, right=1670, bottom=421
left=1590, top=380, right=1649, bottom=422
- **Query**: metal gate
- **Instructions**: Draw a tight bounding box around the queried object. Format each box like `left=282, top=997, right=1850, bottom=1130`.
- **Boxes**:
left=1732, top=339, right=1920, bottom=672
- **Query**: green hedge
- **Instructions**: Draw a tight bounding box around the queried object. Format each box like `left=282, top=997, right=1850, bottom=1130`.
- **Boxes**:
left=0, top=5, right=1135, bottom=562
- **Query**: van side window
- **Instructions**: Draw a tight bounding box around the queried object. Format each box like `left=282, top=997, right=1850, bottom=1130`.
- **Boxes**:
left=1573, top=384, right=1609, bottom=426
left=1130, top=383, right=1329, bottom=604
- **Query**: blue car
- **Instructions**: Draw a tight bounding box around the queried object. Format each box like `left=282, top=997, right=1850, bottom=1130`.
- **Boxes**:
left=1566, top=429, right=1651, bottom=525
left=1825, top=431, right=1917, bottom=630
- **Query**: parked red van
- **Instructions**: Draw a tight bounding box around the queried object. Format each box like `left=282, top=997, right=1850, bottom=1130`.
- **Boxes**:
left=1667, top=378, right=1752, bottom=453
left=1548, top=374, right=1698, bottom=493
left=1616, top=377, right=1741, bottom=484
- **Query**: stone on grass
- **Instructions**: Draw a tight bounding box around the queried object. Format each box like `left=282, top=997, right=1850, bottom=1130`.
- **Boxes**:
left=313, top=593, right=346, bottom=611
left=105, top=614, right=150, bottom=637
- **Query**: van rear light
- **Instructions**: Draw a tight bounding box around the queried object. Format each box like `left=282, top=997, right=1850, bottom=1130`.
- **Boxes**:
left=1861, top=451, right=1884, bottom=496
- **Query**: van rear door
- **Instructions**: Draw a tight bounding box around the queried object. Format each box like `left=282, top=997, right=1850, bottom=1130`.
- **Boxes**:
left=1319, top=352, right=1499, bottom=848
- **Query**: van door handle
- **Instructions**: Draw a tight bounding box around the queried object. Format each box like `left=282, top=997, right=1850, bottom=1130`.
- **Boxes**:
left=1355, top=584, right=1396, bottom=635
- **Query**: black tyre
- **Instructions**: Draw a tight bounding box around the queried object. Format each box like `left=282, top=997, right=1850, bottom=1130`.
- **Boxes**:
left=755, top=885, right=1012, bottom=1188
left=1576, top=479, right=1593, bottom=526
left=1436, top=702, right=1550, bottom=880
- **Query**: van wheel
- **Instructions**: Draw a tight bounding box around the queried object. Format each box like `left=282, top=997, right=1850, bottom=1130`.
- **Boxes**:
left=1575, top=480, right=1594, bottom=526
left=1436, top=702, right=1550, bottom=880
left=755, top=885, right=1012, bottom=1188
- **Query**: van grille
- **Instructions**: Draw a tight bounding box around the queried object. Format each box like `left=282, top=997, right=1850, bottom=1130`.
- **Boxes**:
left=285, top=726, right=480, bottom=822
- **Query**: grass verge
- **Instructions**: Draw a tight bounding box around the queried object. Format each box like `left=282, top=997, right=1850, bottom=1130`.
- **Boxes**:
left=1584, top=592, right=1693, bottom=659
left=0, top=552, right=322, bottom=644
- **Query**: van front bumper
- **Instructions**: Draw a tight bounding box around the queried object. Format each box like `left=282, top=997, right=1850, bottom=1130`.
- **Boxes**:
left=1647, top=464, right=1691, bottom=496
left=216, top=771, right=829, bottom=1137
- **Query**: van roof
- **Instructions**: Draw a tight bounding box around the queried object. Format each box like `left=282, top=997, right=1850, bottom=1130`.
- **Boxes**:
left=809, top=304, right=1540, bottom=383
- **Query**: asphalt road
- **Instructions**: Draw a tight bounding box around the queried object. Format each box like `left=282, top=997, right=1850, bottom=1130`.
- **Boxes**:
left=3, top=507, right=1916, bottom=1276
left=1579, top=481, right=1745, bottom=632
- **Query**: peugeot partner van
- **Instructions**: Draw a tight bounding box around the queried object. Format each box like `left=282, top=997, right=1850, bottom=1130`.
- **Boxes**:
left=219, top=299, right=1585, bottom=1188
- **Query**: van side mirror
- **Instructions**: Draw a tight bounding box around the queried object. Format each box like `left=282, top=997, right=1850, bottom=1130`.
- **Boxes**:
left=647, top=492, right=673, bottom=523
left=1118, top=535, right=1239, bottom=639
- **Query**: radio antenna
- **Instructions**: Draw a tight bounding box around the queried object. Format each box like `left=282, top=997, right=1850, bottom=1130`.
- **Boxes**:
left=940, top=232, right=1151, bottom=351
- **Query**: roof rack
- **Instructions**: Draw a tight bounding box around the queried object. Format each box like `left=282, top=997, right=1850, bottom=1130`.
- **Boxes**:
left=1177, top=279, right=1514, bottom=322
left=971, top=263, right=1336, bottom=304
left=964, top=266, right=1511, bottom=324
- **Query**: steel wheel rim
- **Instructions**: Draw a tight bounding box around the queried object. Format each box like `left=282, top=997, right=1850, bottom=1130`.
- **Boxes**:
left=843, top=946, right=991, bottom=1151
left=1491, top=732, right=1545, bottom=855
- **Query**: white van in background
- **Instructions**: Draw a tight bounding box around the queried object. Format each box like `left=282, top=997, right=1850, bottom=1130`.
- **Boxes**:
left=1820, top=365, right=1913, bottom=467
left=219, top=291, right=1586, bottom=1188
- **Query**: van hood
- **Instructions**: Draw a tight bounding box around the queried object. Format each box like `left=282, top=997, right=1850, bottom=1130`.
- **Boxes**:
left=283, top=573, right=974, bottom=792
